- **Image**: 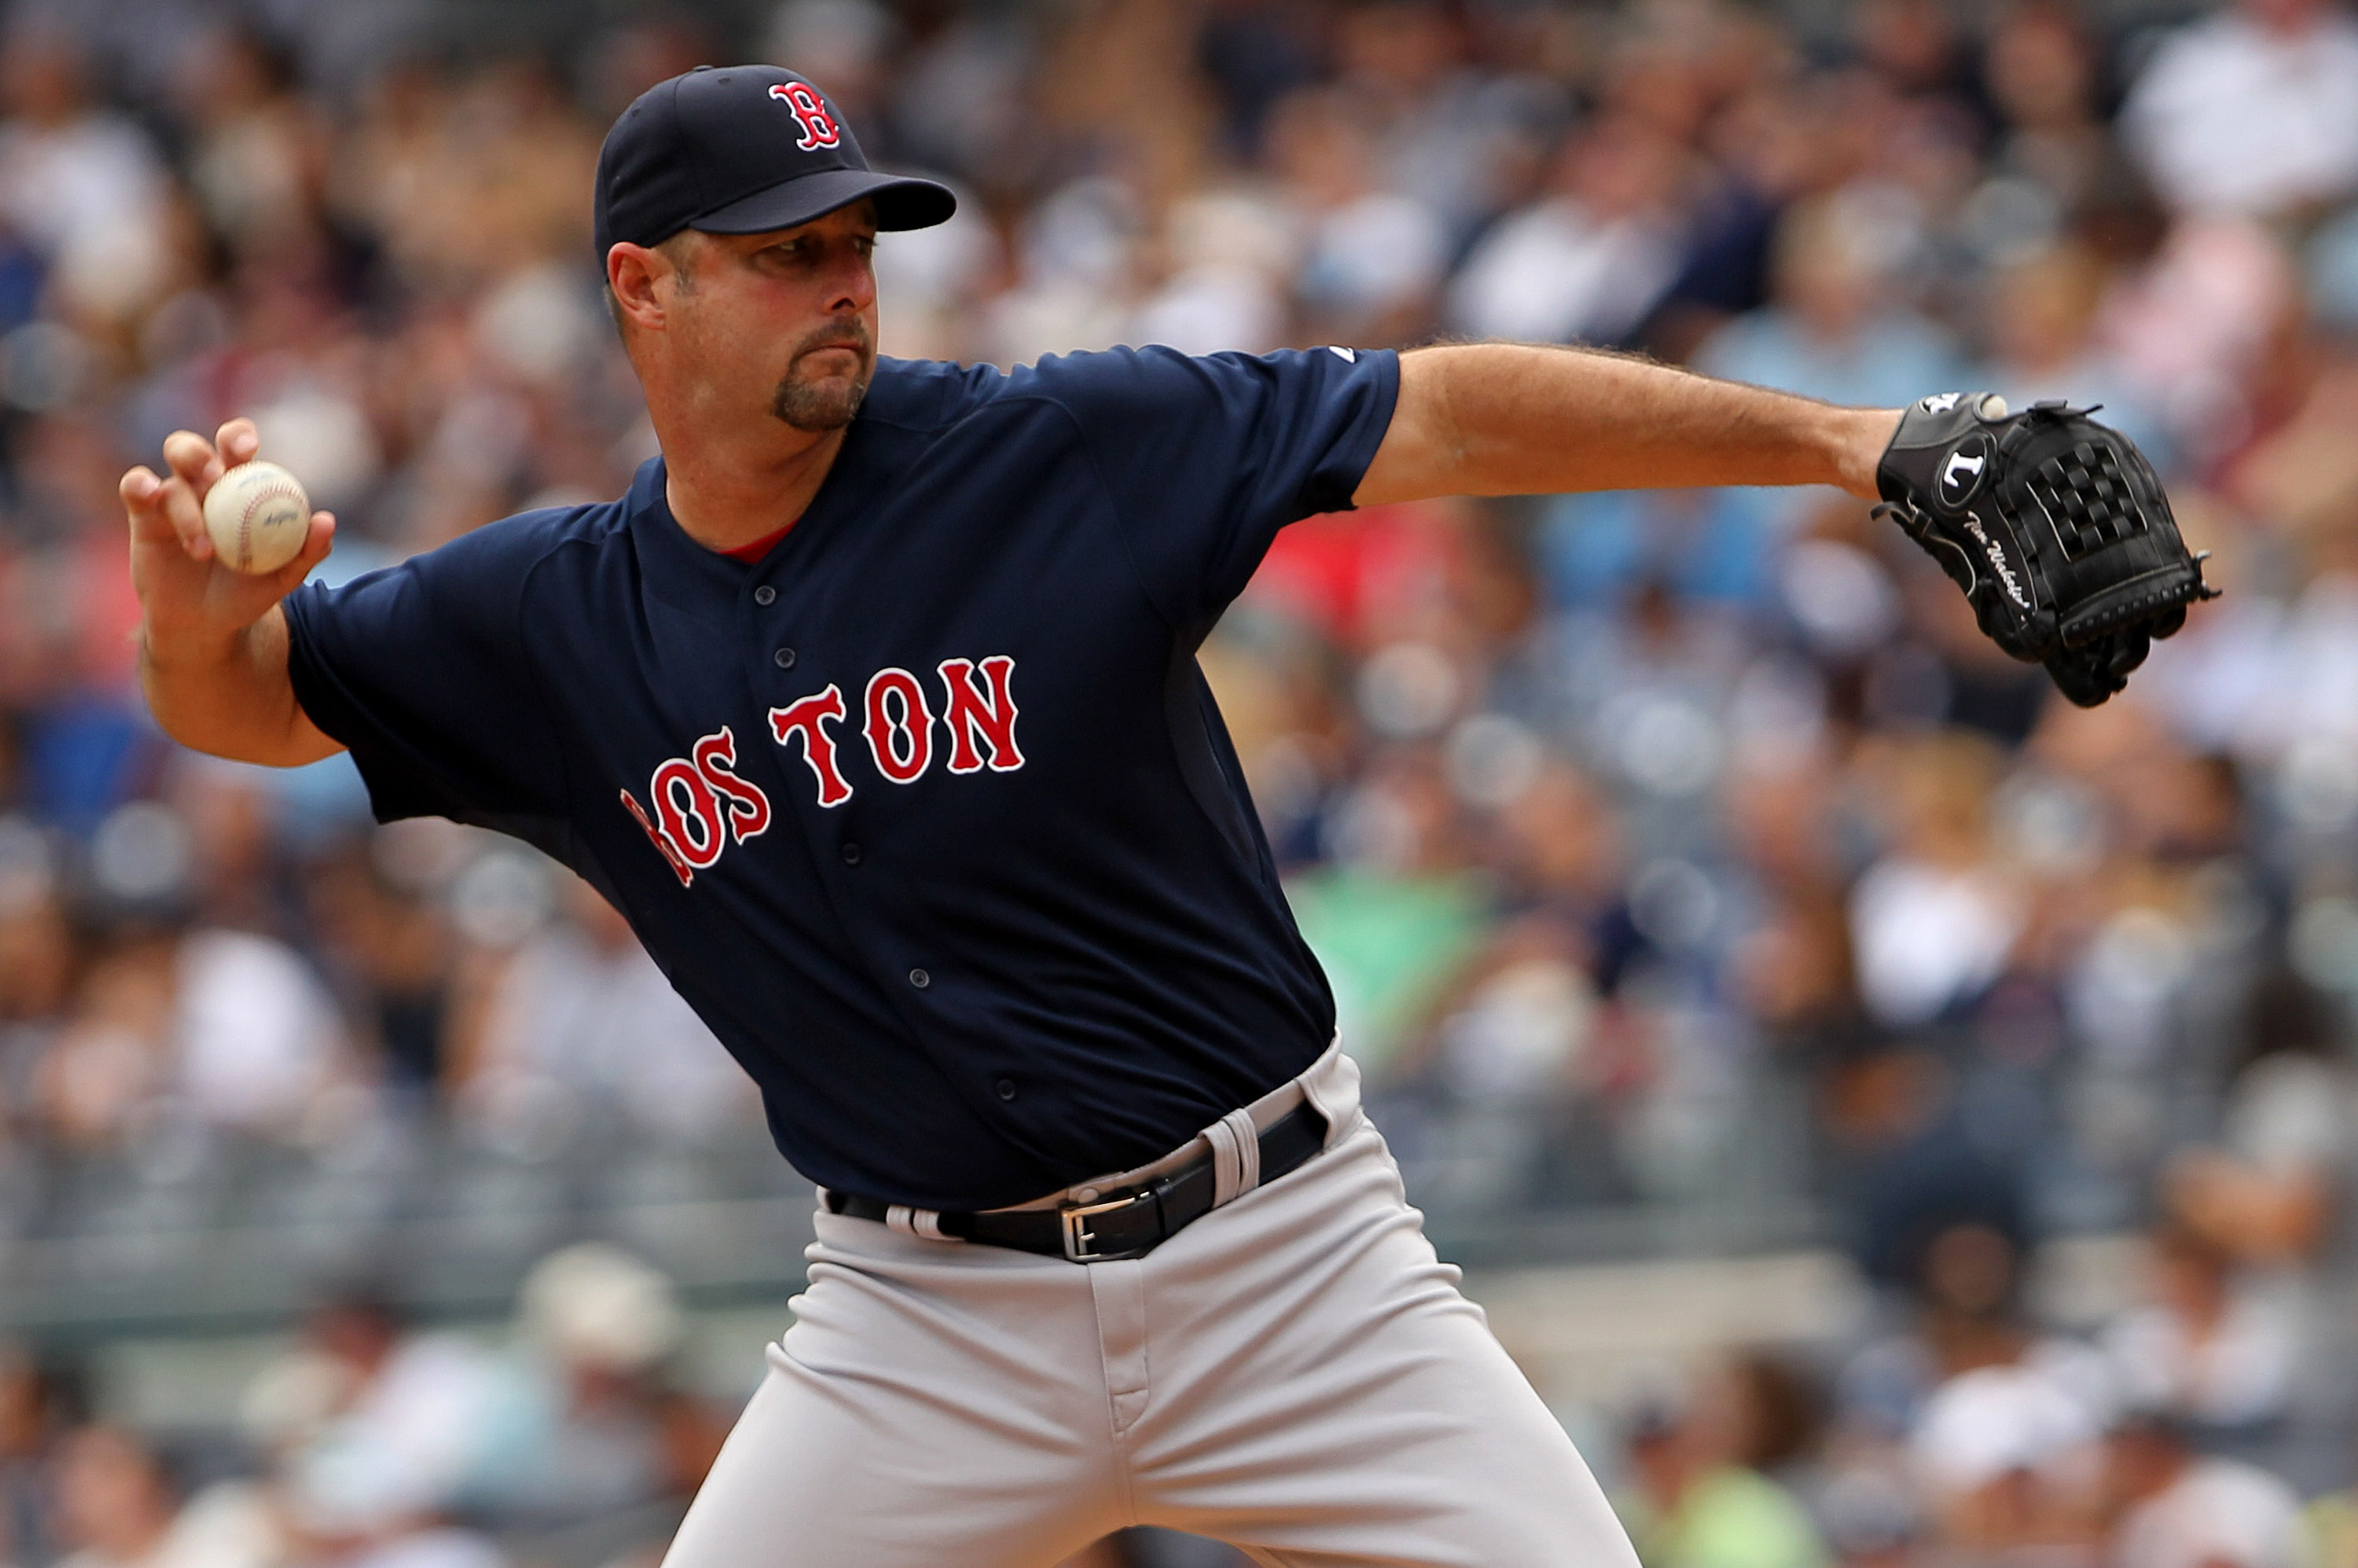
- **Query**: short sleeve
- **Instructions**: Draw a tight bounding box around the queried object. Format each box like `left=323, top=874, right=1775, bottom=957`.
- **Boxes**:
left=1030, top=345, right=1400, bottom=628
left=281, top=518, right=568, bottom=828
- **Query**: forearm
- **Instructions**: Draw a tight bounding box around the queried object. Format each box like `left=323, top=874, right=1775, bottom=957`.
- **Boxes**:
left=1354, top=343, right=1901, bottom=506
left=139, top=607, right=341, bottom=767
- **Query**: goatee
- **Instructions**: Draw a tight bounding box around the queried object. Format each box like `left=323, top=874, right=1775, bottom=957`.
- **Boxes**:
left=772, top=324, right=873, bottom=431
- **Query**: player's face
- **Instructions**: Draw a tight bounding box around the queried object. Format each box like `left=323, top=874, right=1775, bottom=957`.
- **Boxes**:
left=674, top=202, right=881, bottom=434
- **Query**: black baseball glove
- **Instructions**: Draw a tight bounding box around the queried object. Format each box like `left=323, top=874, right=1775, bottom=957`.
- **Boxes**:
left=1874, top=393, right=2217, bottom=707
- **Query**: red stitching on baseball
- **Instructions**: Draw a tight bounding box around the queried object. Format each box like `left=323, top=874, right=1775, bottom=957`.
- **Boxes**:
left=237, top=480, right=300, bottom=571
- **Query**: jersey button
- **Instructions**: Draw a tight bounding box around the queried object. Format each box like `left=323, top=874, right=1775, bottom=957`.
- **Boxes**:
left=773, top=647, right=797, bottom=669
left=994, top=1078, right=1017, bottom=1101
left=908, top=968, right=930, bottom=989
left=840, top=841, right=861, bottom=865
left=753, top=586, right=777, bottom=607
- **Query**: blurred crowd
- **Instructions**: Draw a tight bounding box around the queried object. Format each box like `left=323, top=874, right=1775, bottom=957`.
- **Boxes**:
left=0, top=0, right=2353, bottom=1563
left=2, top=1243, right=735, bottom=1568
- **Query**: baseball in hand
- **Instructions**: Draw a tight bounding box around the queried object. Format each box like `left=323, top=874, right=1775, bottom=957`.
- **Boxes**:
left=202, top=461, right=311, bottom=575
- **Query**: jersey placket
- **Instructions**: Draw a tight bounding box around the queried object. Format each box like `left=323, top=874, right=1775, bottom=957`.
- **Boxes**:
left=740, top=564, right=978, bottom=1100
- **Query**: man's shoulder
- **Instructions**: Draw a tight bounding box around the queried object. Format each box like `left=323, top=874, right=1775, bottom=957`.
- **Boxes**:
left=478, top=492, right=631, bottom=552
left=864, top=346, right=1218, bottom=429
left=290, top=497, right=630, bottom=635
left=855, top=346, right=1387, bottom=476
left=861, top=354, right=1010, bottom=432
left=405, top=493, right=631, bottom=582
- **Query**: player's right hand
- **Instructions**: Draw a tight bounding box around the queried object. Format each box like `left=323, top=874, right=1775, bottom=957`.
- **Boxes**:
left=121, top=417, right=335, bottom=650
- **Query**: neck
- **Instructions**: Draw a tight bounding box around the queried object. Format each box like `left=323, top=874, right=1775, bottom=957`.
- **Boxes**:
left=656, top=409, right=850, bottom=554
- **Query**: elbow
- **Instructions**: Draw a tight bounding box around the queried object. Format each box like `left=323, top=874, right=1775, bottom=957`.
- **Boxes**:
left=139, top=685, right=314, bottom=769
left=144, top=701, right=244, bottom=764
left=136, top=674, right=204, bottom=755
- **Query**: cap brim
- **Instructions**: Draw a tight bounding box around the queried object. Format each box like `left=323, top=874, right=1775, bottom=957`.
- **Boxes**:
left=692, top=167, right=956, bottom=236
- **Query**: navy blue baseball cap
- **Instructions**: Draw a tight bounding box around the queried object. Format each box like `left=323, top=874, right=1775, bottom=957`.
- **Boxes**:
left=593, top=64, right=955, bottom=265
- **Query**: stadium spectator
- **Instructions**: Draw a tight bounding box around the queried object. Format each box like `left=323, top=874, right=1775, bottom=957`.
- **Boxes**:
left=0, top=32, right=171, bottom=325
left=0, top=1346, right=83, bottom=1568
left=452, top=873, right=753, bottom=1145
left=1617, top=1357, right=1831, bottom=1568
left=467, top=1243, right=726, bottom=1528
left=1838, top=1221, right=2106, bottom=1443
left=47, top=1424, right=279, bottom=1568
left=1266, top=86, right=1448, bottom=347
left=1445, top=116, right=1689, bottom=348
left=2165, top=970, right=2354, bottom=1269
left=2121, top=0, right=2358, bottom=219
left=1692, top=189, right=1971, bottom=417
left=2101, top=1221, right=2300, bottom=1434
left=2103, top=1408, right=2308, bottom=1568
left=1846, top=731, right=2022, bottom=1032
left=30, top=802, right=351, bottom=1148
left=245, top=1291, right=500, bottom=1558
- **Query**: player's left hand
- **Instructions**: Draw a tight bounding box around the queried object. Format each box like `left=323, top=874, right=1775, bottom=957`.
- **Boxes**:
left=1872, top=393, right=2218, bottom=707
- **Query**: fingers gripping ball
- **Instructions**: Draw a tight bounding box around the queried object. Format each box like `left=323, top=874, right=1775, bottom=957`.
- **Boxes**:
left=1874, top=393, right=2219, bottom=707
left=202, top=461, right=310, bottom=575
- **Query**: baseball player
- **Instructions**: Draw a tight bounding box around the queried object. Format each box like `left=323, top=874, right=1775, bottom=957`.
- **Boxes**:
left=120, top=65, right=2205, bottom=1568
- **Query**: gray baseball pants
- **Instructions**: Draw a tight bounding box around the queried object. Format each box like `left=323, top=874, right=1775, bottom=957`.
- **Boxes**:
left=659, top=1045, right=1640, bottom=1566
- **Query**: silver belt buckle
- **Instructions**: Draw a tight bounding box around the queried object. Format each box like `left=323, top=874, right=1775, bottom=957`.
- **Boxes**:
left=1060, top=1191, right=1149, bottom=1262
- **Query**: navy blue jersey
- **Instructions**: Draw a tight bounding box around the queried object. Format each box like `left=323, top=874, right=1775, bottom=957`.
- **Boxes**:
left=281, top=344, right=1401, bottom=1209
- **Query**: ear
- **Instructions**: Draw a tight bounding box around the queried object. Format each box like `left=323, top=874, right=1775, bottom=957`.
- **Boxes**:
left=607, top=243, right=670, bottom=332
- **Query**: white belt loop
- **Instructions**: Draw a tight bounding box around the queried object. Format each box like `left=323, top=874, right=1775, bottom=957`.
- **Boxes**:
left=1300, top=1032, right=1361, bottom=1148
left=1204, top=1107, right=1262, bottom=1206
left=885, top=1204, right=958, bottom=1242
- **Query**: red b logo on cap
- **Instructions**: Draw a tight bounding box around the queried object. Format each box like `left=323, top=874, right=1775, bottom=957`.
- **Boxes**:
left=769, top=83, right=842, bottom=152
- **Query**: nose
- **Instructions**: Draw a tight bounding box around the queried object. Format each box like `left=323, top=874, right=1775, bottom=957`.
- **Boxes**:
left=824, top=244, right=876, bottom=318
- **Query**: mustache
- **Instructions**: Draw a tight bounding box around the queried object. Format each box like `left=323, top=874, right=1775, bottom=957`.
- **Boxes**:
left=792, top=321, right=872, bottom=362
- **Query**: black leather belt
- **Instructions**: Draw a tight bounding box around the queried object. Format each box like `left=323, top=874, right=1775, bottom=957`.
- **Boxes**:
left=825, top=1100, right=1328, bottom=1262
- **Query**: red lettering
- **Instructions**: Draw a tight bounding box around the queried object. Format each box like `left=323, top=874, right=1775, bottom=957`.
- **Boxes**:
left=768, top=82, right=841, bottom=151
left=862, top=668, right=934, bottom=784
left=692, top=726, right=773, bottom=843
left=938, top=656, right=1025, bottom=774
left=652, top=758, right=726, bottom=868
left=619, top=788, right=694, bottom=887
left=769, top=686, right=854, bottom=807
